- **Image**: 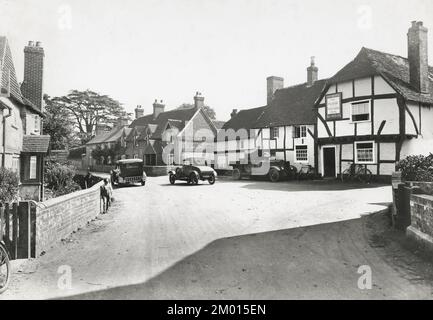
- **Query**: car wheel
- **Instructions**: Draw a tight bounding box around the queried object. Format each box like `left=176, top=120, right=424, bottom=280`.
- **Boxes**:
left=232, top=168, right=241, bottom=180
left=169, top=174, right=176, bottom=185
left=269, top=168, right=280, bottom=182
left=208, top=174, right=216, bottom=185
left=190, top=173, right=199, bottom=185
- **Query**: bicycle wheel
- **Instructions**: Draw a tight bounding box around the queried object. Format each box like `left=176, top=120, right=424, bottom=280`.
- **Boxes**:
left=341, top=168, right=351, bottom=182
left=0, top=243, right=11, bottom=294
left=357, top=168, right=372, bottom=183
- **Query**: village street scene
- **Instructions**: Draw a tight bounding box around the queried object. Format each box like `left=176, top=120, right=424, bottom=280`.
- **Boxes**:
left=1, top=0, right=433, bottom=302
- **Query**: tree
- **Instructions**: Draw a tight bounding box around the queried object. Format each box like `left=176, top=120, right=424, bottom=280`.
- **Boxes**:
left=50, top=90, right=129, bottom=144
left=177, top=103, right=217, bottom=120
left=43, top=94, right=79, bottom=149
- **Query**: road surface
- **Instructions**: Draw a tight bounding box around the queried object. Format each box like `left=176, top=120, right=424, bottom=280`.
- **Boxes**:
left=2, top=176, right=433, bottom=299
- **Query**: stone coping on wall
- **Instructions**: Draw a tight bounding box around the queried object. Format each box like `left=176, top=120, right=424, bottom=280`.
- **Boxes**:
left=406, top=181, right=433, bottom=196
left=37, top=181, right=104, bottom=208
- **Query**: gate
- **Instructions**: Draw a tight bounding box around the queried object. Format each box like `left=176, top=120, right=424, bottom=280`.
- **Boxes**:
left=0, top=201, right=36, bottom=260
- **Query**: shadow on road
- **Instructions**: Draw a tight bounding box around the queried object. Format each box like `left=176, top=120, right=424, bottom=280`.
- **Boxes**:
left=220, top=179, right=389, bottom=192
left=64, top=210, right=430, bottom=300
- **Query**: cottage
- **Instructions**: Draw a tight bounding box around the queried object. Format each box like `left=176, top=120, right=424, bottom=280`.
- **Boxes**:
left=0, top=38, right=49, bottom=201
left=316, top=21, right=433, bottom=180
left=216, top=58, right=327, bottom=172
left=128, top=93, right=218, bottom=168
left=85, top=116, right=131, bottom=168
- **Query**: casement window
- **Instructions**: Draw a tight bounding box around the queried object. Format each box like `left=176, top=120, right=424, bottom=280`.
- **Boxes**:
left=355, top=141, right=375, bottom=164
left=294, top=126, right=307, bottom=138
left=325, top=92, right=342, bottom=120
left=270, top=127, right=279, bottom=139
left=295, top=145, right=308, bottom=162
left=34, top=115, right=40, bottom=132
left=351, top=100, right=371, bottom=122
left=29, top=156, right=37, bottom=179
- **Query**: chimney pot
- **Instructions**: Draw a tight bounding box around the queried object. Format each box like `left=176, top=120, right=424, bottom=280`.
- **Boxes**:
left=28, top=41, right=34, bottom=46
left=194, top=92, right=205, bottom=110
left=230, top=109, right=238, bottom=118
left=153, top=99, right=165, bottom=119
left=36, top=41, right=42, bottom=47
left=307, top=56, right=319, bottom=87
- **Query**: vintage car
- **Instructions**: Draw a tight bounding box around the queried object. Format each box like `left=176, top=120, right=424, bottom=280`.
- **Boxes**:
left=111, top=159, right=147, bottom=186
left=232, top=159, right=297, bottom=182
left=168, top=158, right=217, bottom=185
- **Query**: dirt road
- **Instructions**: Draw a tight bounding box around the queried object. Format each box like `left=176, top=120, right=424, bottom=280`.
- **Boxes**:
left=2, top=177, right=432, bottom=299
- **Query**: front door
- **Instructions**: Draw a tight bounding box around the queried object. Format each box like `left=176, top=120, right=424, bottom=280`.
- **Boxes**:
left=323, top=147, right=336, bottom=178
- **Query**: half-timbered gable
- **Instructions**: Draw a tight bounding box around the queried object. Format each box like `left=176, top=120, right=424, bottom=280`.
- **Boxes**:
left=316, top=21, right=433, bottom=180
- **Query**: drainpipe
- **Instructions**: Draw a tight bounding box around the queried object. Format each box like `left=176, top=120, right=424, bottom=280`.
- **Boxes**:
left=2, top=105, right=12, bottom=168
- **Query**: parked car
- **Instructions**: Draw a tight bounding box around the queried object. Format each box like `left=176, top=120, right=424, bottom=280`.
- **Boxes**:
left=232, top=159, right=297, bottom=182
left=111, top=159, right=147, bottom=186
left=169, top=158, right=217, bottom=185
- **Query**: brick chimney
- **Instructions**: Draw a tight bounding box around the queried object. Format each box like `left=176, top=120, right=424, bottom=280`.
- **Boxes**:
left=266, top=76, right=284, bottom=104
left=230, top=109, right=238, bottom=118
left=307, top=56, right=318, bottom=86
left=153, top=99, right=165, bottom=119
left=194, top=92, right=204, bottom=110
left=408, top=21, right=429, bottom=93
left=21, top=40, right=44, bottom=111
left=135, top=105, right=144, bottom=119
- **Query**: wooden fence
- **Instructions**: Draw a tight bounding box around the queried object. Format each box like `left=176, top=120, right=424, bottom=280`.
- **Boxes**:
left=0, top=201, right=36, bottom=260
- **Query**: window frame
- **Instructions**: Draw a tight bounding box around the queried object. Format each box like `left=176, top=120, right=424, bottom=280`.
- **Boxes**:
left=350, top=100, right=371, bottom=123
left=270, top=127, right=279, bottom=139
left=354, top=141, right=375, bottom=164
left=295, top=145, right=308, bottom=163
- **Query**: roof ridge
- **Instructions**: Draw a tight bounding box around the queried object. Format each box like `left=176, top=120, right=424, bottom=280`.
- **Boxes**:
left=277, top=78, right=329, bottom=91
left=362, top=46, right=409, bottom=62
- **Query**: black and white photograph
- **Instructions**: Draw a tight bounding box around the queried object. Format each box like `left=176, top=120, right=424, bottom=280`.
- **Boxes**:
left=0, top=0, right=433, bottom=309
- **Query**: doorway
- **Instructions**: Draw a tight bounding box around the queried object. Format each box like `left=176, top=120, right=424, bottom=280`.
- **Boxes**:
left=323, top=147, right=336, bottom=178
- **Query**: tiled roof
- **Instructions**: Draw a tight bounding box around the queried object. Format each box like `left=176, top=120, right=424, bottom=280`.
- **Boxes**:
left=0, top=36, right=43, bottom=116
left=86, top=130, right=115, bottom=145
left=221, top=106, right=266, bottom=131
left=143, top=140, right=164, bottom=155
left=327, top=47, right=433, bottom=104
left=212, top=120, right=226, bottom=130
left=105, top=127, right=130, bottom=143
left=130, top=107, right=198, bottom=140
left=22, top=135, right=50, bottom=153
left=126, top=126, right=147, bottom=142
left=255, top=79, right=328, bottom=127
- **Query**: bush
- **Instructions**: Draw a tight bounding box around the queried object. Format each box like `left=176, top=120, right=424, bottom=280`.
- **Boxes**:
left=45, top=161, right=81, bottom=197
left=396, top=153, right=433, bottom=182
left=0, top=167, right=19, bottom=202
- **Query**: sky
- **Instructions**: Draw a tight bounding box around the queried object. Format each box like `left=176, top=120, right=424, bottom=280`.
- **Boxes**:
left=1, top=0, right=432, bottom=121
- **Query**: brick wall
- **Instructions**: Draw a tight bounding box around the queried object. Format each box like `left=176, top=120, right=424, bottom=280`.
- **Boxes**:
left=407, top=191, right=433, bottom=251
left=35, top=181, right=103, bottom=255
left=144, top=165, right=174, bottom=176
